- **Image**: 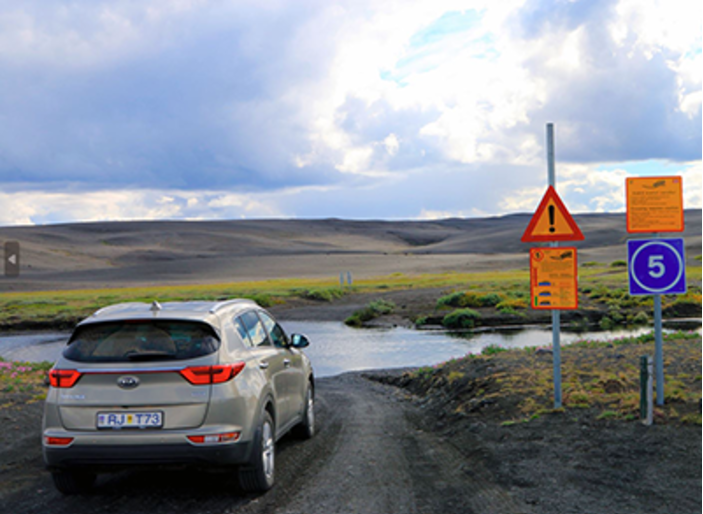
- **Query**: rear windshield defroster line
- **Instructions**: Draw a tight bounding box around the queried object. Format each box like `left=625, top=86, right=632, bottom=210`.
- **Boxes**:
left=63, top=320, right=221, bottom=363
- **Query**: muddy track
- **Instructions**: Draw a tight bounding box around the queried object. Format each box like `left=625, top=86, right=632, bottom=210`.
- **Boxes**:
left=0, top=374, right=528, bottom=514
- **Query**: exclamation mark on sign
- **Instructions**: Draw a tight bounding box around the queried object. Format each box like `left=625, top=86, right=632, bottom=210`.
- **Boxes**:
left=548, top=205, right=556, bottom=233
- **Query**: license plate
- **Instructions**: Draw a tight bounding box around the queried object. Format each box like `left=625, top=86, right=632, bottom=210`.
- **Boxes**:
left=97, top=411, right=163, bottom=429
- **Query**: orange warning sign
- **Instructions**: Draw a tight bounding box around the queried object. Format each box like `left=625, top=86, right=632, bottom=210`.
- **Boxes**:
left=530, top=247, right=578, bottom=310
left=626, top=176, right=684, bottom=233
left=521, top=186, right=584, bottom=242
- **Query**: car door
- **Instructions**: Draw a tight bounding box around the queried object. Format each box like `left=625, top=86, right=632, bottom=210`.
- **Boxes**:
left=237, top=311, right=288, bottom=430
left=258, top=311, right=306, bottom=425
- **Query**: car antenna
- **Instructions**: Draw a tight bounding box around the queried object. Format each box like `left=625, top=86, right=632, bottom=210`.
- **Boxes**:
left=150, top=300, right=162, bottom=314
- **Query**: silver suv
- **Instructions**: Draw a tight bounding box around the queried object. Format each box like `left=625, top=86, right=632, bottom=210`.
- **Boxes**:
left=42, top=299, right=315, bottom=494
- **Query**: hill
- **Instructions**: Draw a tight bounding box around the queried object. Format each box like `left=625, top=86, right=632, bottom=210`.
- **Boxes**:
left=0, top=210, right=700, bottom=291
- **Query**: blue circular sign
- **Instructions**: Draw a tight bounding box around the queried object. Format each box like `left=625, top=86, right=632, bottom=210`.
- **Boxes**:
left=628, top=239, right=686, bottom=295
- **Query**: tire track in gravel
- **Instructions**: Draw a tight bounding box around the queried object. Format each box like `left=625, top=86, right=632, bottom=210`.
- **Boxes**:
left=1, top=373, right=528, bottom=514
left=243, top=374, right=530, bottom=514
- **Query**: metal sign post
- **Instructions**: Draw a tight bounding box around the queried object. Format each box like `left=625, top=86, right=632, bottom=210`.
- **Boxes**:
left=627, top=237, right=686, bottom=405
left=653, top=294, right=664, bottom=405
left=547, top=124, right=562, bottom=409
left=522, top=124, right=583, bottom=409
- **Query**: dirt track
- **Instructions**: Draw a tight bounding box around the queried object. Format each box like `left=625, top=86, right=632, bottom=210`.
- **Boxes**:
left=0, top=373, right=528, bottom=514
left=1, top=372, right=700, bottom=514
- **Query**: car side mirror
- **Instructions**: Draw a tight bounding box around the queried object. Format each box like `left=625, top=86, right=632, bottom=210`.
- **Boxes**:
left=290, top=333, right=310, bottom=349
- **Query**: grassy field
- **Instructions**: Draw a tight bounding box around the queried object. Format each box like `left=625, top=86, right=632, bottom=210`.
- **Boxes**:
left=0, top=262, right=700, bottom=328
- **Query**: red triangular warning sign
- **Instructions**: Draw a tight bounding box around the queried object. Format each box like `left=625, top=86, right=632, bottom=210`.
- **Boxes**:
left=521, top=186, right=584, bottom=242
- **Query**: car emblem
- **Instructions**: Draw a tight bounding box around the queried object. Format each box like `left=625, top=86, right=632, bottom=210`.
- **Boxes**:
left=117, top=376, right=140, bottom=389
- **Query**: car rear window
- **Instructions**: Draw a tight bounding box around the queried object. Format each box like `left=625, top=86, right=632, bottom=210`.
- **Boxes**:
left=63, top=321, right=220, bottom=363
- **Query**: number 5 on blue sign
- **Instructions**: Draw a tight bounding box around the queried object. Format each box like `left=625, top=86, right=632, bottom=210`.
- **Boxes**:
left=627, top=239, right=686, bottom=296
left=648, top=255, right=665, bottom=278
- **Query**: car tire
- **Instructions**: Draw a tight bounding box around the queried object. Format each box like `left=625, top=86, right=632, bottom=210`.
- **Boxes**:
left=51, top=469, right=96, bottom=495
left=292, top=385, right=315, bottom=439
left=239, top=410, right=275, bottom=492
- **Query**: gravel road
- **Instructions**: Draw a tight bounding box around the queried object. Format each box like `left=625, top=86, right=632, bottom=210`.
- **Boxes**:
left=0, top=373, right=528, bottom=514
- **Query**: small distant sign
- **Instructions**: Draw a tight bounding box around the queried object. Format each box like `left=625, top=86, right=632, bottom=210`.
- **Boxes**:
left=521, top=186, right=584, bottom=242
left=626, top=176, right=684, bottom=233
left=530, top=247, right=578, bottom=310
left=628, top=238, right=686, bottom=295
left=4, top=241, right=19, bottom=277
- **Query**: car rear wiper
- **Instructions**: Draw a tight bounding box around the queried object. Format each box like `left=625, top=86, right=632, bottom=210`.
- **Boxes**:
left=125, top=351, right=178, bottom=361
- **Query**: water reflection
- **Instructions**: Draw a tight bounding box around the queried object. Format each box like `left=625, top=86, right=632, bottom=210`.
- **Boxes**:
left=0, top=320, right=699, bottom=378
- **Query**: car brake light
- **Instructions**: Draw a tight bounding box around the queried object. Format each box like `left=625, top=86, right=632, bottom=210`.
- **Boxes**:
left=179, top=362, right=245, bottom=385
left=45, top=436, right=74, bottom=446
left=187, top=432, right=240, bottom=444
left=49, top=369, right=82, bottom=388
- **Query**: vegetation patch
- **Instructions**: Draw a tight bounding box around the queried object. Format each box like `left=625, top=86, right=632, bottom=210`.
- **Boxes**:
left=394, top=333, right=701, bottom=425
left=442, top=308, right=482, bottom=329
left=345, top=299, right=396, bottom=327
left=0, top=358, right=52, bottom=397
left=495, top=298, right=527, bottom=314
left=436, top=291, right=504, bottom=309
left=300, top=287, right=346, bottom=302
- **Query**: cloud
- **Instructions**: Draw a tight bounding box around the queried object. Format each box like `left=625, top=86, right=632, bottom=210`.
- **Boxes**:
left=0, top=0, right=699, bottom=224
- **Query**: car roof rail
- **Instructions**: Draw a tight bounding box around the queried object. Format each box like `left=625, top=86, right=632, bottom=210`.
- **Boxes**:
left=208, top=298, right=256, bottom=314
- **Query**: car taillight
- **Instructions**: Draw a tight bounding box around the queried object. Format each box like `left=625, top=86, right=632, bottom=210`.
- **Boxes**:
left=179, top=362, right=245, bottom=385
left=45, top=436, right=74, bottom=446
left=48, top=369, right=82, bottom=388
left=187, top=432, right=240, bottom=444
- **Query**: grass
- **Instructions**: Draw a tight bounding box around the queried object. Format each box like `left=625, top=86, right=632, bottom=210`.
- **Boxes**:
left=405, top=332, right=702, bottom=425
left=442, top=308, right=481, bottom=329
left=436, top=291, right=504, bottom=309
left=344, top=299, right=396, bottom=327
left=0, top=262, right=699, bottom=328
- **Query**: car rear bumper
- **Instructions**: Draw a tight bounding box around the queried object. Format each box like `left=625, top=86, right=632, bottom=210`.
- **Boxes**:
left=44, top=439, right=253, bottom=470
left=43, top=430, right=251, bottom=468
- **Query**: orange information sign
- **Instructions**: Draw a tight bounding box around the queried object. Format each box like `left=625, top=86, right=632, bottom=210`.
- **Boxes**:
left=521, top=186, right=584, bottom=242
left=626, top=176, right=684, bottom=233
left=530, top=247, right=578, bottom=310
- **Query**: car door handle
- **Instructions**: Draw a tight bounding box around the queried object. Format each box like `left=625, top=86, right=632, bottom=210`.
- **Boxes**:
left=283, top=359, right=291, bottom=367
left=259, top=361, right=269, bottom=370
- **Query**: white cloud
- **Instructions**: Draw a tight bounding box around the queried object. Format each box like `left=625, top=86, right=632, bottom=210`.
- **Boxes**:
left=0, top=0, right=699, bottom=224
left=501, top=160, right=702, bottom=216
left=0, top=188, right=284, bottom=226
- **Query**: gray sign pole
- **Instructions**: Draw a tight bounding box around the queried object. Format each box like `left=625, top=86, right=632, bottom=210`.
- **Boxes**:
left=653, top=293, right=664, bottom=405
left=546, top=123, right=562, bottom=409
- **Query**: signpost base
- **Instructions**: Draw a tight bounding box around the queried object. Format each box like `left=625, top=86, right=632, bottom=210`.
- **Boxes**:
left=552, top=309, right=561, bottom=409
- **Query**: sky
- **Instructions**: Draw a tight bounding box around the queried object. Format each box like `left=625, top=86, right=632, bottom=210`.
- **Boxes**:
left=0, top=0, right=700, bottom=225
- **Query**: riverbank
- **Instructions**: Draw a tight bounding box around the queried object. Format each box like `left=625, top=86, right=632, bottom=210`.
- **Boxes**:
left=369, top=332, right=702, bottom=513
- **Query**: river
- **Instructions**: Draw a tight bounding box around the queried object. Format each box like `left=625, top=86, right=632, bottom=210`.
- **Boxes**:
left=0, top=320, right=699, bottom=377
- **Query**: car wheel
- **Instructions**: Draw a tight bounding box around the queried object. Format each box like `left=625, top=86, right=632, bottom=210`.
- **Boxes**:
left=292, top=385, right=315, bottom=439
left=51, top=469, right=96, bottom=495
left=239, top=410, right=275, bottom=492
